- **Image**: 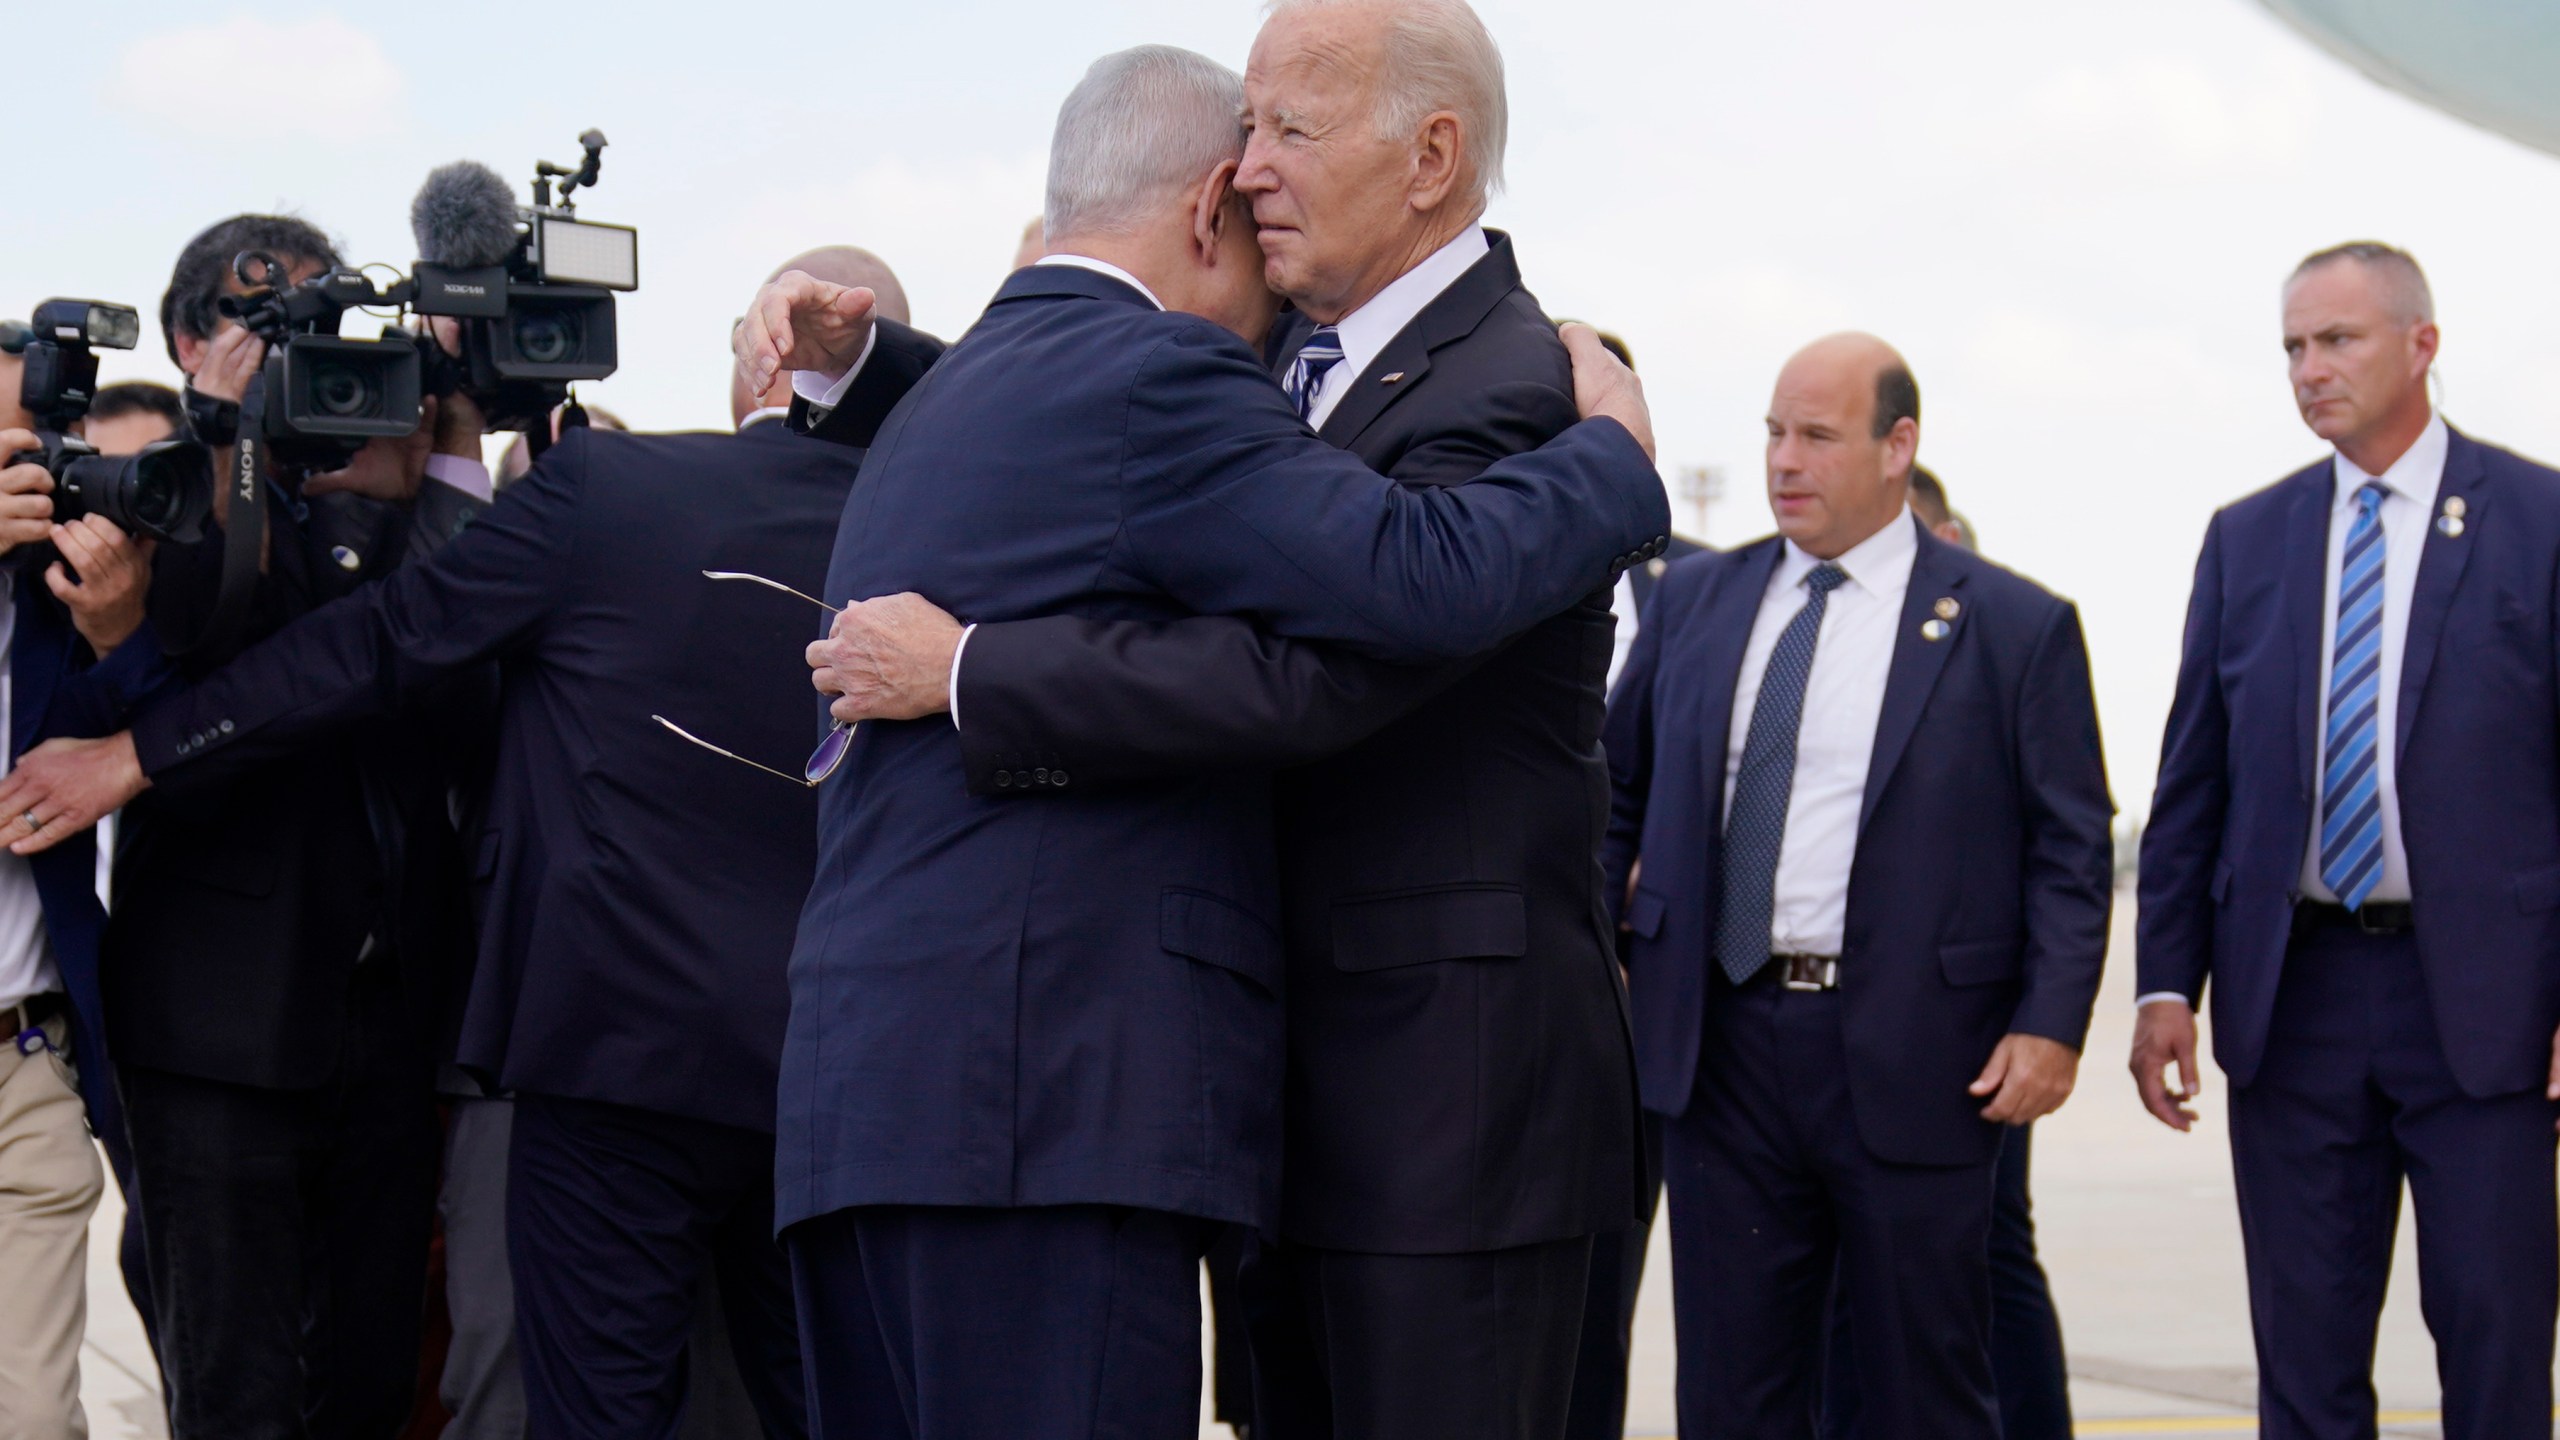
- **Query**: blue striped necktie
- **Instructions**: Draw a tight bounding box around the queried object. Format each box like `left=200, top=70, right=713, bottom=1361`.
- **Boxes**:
left=1714, top=563, right=1849, bottom=985
left=2319, top=480, right=2390, bottom=911
left=1284, top=325, right=1345, bottom=422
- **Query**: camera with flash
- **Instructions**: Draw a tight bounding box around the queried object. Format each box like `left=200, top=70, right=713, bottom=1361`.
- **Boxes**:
left=2, top=298, right=213, bottom=543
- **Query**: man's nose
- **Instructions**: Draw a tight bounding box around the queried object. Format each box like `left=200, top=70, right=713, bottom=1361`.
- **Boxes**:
left=1236, top=135, right=1280, bottom=194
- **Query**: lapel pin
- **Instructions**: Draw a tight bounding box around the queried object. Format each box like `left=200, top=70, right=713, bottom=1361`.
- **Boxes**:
left=1921, top=618, right=1951, bottom=642
left=1646, top=557, right=1668, bottom=578
left=2445, top=495, right=2468, bottom=518
left=1934, top=596, right=1961, bottom=620
left=2439, top=494, right=2467, bottom=538
left=1380, top=372, right=1405, bottom=384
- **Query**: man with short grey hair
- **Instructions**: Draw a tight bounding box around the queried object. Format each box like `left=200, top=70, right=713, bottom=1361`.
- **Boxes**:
left=739, top=38, right=1667, bottom=1440
left=766, top=5, right=1657, bottom=1435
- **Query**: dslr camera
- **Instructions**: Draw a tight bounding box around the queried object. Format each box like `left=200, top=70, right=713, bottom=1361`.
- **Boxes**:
left=409, top=129, right=637, bottom=433
left=2, top=299, right=213, bottom=543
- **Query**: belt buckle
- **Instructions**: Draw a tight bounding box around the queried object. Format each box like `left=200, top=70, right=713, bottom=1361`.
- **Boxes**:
left=1781, top=956, right=1838, bottom=992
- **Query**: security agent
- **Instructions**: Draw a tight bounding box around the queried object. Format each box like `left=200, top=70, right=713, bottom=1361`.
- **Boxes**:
left=1603, top=335, right=2110, bottom=1436
left=3, top=245, right=911, bottom=1440
left=26, top=212, right=493, bottom=1439
left=2136, top=242, right=2560, bottom=1437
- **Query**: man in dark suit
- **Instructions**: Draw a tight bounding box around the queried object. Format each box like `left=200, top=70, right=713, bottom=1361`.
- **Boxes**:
left=1603, top=334, right=2112, bottom=1436
left=2134, top=242, right=2560, bottom=1437
left=748, top=41, right=1665, bottom=1440
left=0, top=248, right=921, bottom=1439
left=763, top=11, right=1659, bottom=1437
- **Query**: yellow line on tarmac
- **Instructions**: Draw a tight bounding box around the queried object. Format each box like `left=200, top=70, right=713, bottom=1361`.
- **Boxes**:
left=1639, top=1409, right=2469, bottom=1439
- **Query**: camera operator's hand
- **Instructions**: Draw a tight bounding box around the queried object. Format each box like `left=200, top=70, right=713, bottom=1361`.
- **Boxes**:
left=0, top=733, right=146, bottom=856
left=46, top=515, right=155, bottom=658
left=737, top=272, right=878, bottom=398
left=302, top=399, right=439, bottom=503
left=190, top=324, right=267, bottom=406
left=0, top=431, right=55, bottom=558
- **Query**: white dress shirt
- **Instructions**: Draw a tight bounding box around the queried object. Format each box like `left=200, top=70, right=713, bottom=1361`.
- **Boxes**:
left=2136, top=411, right=2450, bottom=1011
left=1722, top=512, right=1919, bottom=958
left=0, top=588, right=59, bottom=1012
left=1301, top=225, right=1489, bottom=431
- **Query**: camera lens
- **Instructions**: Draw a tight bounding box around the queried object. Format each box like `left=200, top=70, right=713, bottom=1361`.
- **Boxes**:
left=513, top=310, right=576, bottom=365
left=310, top=362, right=377, bottom=418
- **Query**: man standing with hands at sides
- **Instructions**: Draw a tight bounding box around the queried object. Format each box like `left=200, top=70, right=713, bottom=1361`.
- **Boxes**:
left=1603, top=335, right=2111, bottom=1437
left=2135, top=243, right=2560, bottom=1437
left=748, top=8, right=1655, bottom=1436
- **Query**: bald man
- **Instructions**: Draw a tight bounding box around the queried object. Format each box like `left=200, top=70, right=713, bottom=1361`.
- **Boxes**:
left=1601, top=335, right=2111, bottom=1436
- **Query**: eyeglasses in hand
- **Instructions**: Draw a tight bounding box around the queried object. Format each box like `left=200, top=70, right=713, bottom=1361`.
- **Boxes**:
left=652, top=570, right=857, bottom=787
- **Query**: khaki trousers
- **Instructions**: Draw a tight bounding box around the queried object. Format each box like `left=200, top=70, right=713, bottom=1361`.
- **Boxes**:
left=0, top=1011, right=102, bottom=1439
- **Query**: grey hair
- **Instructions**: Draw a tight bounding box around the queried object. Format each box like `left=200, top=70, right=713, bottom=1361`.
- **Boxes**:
left=1265, top=0, right=1509, bottom=201
left=2289, top=241, right=2435, bottom=325
left=1044, top=46, right=1247, bottom=241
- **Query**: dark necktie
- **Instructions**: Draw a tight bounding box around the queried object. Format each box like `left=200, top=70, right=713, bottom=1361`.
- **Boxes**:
left=1283, top=325, right=1345, bottom=422
left=2319, top=480, right=2390, bottom=910
left=1713, top=563, right=1849, bottom=985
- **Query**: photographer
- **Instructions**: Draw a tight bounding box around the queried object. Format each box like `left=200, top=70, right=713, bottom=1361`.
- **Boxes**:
left=84, top=212, right=495, bottom=1439
left=0, top=333, right=176, bottom=1436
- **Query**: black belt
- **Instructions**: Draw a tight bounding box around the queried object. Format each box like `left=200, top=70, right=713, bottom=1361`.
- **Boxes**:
left=2294, top=900, right=2414, bottom=937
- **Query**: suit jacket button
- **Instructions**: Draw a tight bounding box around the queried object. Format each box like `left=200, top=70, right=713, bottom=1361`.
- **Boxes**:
left=1015, top=771, right=1033, bottom=787
left=994, top=772, right=1012, bottom=788
left=1034, top=768, right=1050, bottom=785
left=1052, top=771, right=1069, bottom=787
left=219, top=720, right=235, bottom=734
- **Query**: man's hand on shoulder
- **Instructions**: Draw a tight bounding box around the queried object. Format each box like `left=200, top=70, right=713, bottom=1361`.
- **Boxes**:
left=0, top=732, right=148, bottom=855
left=2130, top=996, right=2203, bottom=1133
left=737, top=272, right=879, bottom=400
left=807, top=593, right=962, bottom=725
left=1560, top=322, right=1654, bottom=461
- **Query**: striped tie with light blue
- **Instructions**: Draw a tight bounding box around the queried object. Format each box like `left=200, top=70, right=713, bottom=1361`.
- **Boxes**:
left=2319, top=480, right=2390, bottom=911
left=1284, top=326, right=1345, bottom=422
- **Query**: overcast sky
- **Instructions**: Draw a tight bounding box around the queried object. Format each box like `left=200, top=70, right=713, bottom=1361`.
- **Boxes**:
left=15, top=0, right=2560, bottom=813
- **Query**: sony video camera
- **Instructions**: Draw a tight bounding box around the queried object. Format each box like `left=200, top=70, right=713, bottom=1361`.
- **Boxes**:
left=1, top=299, right=213, bottom=543
left=217, top=256, right=425, bottom=475
left=409, top=129, right=637, bottom=432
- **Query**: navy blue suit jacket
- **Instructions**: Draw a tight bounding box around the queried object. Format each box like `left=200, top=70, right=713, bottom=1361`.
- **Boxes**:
left=9, top=569, right=172, bottom=1140
left=2138, top=427, right=2560, bottom=1097
left=1603, top=520, right=2114, bottom=1165
left=776, top=263, right=1667, bottom=1234
left=130, top=424, right=860, bottom=1132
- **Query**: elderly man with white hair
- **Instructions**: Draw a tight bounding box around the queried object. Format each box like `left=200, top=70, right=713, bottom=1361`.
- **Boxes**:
left=747, top=4, right=1657, bottom=1436
left=738, top=34, right=1668, bottom=1440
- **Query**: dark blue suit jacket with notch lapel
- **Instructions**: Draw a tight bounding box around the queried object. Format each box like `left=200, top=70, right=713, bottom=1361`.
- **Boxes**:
left=777, top=261, right=1667, bottom=1235
left=1603, top=518, right=2114, bottom=1166
left=2139, top=425, right=2560, bottom=1096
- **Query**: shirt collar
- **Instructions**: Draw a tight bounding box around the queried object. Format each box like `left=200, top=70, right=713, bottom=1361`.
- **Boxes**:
left=2333, top=410, right=2448, bottom=513
left=1036, top=254, right=1166, bottom=311
left=1328, top=224, right=1490, bottom=383
left=1775, top=508, right=1920, bottom=600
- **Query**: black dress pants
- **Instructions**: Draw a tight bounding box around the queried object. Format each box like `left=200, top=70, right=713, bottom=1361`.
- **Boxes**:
left=1821, top=1123, right=2073, bottom=1439
left=506, top=1092, right=807, bottom=1440
left=1247, top=1231, right=1594, bottom=1440
left=787, top=1202, right=1212, bottom=1440
left=120, top=1003, right=440, bottom=1438
left=2230, top=925, right=2556, bottom=1440
left=1662, top=970, right=1998, bottom=1440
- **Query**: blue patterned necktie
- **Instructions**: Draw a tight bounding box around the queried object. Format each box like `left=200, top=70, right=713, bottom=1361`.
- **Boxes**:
left=1714, top=563, right=1850, bottom=985
left=1283, top=325, right=1345, bottom=422
left=2319, top=480, right=2391, bottom=911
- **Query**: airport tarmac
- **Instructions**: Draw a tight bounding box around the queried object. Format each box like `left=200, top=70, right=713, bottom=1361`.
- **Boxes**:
left=79, top=892, right=2533, bottom=1437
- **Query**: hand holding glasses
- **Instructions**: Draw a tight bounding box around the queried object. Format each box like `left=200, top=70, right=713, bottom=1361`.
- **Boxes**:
left=652, top=570, right=857, bottom=786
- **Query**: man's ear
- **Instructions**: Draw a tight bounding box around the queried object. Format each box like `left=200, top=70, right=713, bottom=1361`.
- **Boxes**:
left=1193, top=159, right=1242, bottom=263
left=173, top=330, right=206, bottom=377
left=1407, top=112, right=1465, bottom=214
